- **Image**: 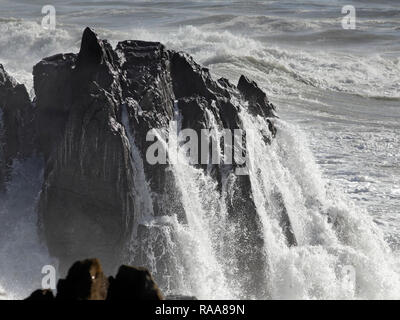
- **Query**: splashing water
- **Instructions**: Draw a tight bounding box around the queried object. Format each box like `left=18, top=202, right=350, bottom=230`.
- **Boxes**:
left=118, top=97, right=400, bottom=299
left=0, top=157, right=55, bottom=300
left=238, top=108, right=400, bottom=299
left=117, top=92, right=400, bottom=299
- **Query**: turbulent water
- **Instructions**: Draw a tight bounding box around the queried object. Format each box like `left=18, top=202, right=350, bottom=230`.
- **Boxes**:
left=0, top=0, right=399, bottom=299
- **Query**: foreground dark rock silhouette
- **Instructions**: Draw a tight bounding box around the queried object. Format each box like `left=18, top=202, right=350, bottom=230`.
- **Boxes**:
left=0, top=27, right=296, bottom=298
left=56, top=259, right=109, bottom=300
left=25, top=289, right=55, bottom=301
left=107, top=265, right=164, bottom=300
left=25, top=259, right=163, bottom=300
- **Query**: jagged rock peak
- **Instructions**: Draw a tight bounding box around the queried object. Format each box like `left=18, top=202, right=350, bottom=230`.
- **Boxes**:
left=0, top=64, right=17, bottom=89
left=237, top=74, right=276, bottom=117
left=76, top=27, right=113, bottom=68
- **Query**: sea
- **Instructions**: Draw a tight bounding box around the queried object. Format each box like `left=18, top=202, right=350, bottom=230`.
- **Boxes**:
left=0, top=0, right=399, bottom=299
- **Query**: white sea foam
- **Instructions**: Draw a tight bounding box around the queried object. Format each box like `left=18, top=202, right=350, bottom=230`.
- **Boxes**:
left=238, top=110, right=400, bottom=299
left=2, top=19, right=398, bottom=100
left=0, top=20, right=77, bottom=94
left=155, top=26, right=400, bottom=100
left=119, top=98, right=400, bottom=299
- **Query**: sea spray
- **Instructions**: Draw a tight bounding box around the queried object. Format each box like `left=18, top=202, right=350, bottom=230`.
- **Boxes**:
left=0, top=157, right=54, bottom=299
left=238, top=106, right=400, bottom=299
left=120, top=96, right=400, bottom=299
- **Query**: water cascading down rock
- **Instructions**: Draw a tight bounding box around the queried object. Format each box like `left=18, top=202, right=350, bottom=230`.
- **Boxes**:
left=0, top=27, right=296, bottom=297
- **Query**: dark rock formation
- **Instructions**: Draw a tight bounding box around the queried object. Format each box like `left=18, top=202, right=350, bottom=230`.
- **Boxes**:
left=0, top=65, right=34, bottom=191
left=1, top=27, right=296, bottom=298
left=237, top=75, right=276, bottom=118
left=107, top=265, right=164, bottom=300
left=26, top=259, right=163, bottom=300
left=25, top=289, right=55, bottom=301
left=31, top=27, right=277, bottom=282
left=56, top=258, right=108, bottom=300
left=33, top=29, right=135, bottom=273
